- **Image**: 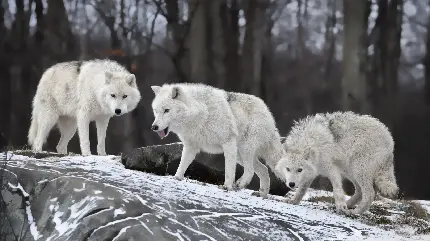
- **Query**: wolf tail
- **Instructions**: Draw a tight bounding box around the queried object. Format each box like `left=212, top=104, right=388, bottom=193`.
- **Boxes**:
left=374, top=152, right=399, bottom=198
left=28, top=108, right=38, bottom=147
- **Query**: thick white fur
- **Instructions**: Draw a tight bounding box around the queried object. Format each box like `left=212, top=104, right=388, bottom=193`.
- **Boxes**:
left=275, top=111, right=399, bottom=215
left=28, top=59, right=141, bottom=155
left=150, top=83, right=285, bottom=196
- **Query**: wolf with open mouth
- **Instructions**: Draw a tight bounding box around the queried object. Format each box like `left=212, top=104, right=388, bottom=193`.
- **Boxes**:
left=150, top=83, right=285, bottom=197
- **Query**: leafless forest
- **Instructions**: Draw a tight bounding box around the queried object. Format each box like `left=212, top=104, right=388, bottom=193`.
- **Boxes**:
left=0, top=0, right=429, bottom=199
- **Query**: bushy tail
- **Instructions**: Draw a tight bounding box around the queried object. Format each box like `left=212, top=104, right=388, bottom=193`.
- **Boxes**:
left=28, top=109, right=38, bottom=147
left=375, top=153, right=399, bottom=198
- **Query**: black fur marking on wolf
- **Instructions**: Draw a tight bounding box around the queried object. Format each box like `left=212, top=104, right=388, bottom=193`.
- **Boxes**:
left=328, top=119, right=342, bottom=142
left=76, top=61, right=83, bottom=74
left=226, top=92, right=237, bottom=102
left=172, top=87, right=179, bottom=99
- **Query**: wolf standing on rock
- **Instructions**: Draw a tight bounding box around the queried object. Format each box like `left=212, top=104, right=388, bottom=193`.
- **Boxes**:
left=28, top=59, right=141, bottom=156
left=276, top=111, right=399, bottom=215
left=150, top=83, right=285, bottom=196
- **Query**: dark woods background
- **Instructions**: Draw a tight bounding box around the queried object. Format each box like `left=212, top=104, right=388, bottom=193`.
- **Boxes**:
left=0, top=0, right=429, bottom=199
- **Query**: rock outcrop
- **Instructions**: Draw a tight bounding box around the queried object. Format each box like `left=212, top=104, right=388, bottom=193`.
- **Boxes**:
left=121, top=139, right=290, bottom=196
left=0, top=150, right=429, bottom=241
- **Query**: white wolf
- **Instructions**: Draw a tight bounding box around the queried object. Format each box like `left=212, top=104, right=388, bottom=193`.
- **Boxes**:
left=275, top=111, right=399, bottom=215
left=150, top=83, right=285, bottom=196
left=28, top=59, right=141, bottom=156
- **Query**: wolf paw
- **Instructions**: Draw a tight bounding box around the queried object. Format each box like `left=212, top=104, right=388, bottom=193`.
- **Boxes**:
left=173, top=175, right=184, bottom=181
left=56, top=146, right=67, bottom=154
left=218, top=184, right=237, bottom=191
left=282, top=197, right=299, bottom=205
left=335, top=202, right=349, bottom=214
left=234, top=182, right=245, bottom=190
left=235, top=178, right=251, bottom=190
left=342, top=208, right=363, bottom=216
left=251, top=191, right=268, bottom=199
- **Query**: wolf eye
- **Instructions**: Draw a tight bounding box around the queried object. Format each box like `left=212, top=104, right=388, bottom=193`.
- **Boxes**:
left=123, top=95, right=128, bottom=99
left=286, top=168, right=290, bottom=172
left=111, top=94, right=116, bottom=98
left=297, top=168, right=303, bottom=173
left=164, top=109, right=170, bottom=113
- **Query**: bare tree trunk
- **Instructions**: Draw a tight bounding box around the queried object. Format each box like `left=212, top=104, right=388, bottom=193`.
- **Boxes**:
left=261, top=9, right=276, bottom=103
left=45, top=0, right=77, bottom=57
left=11, top=0, right=30, bottom=52
left=424, top=1, right=430, bottom=107
left=161, top=0, right=188, bottom=81
left=241, top=0, right=269, bottom=96
left=34, top=0, right=45, bottom=45
left=296, top=0, right=306, bottom=58
left=9, top=0, right=34, bottom=146
left=368, top=0, right=402, bottom=128
left=0, top=2, right=11, bottom=147
left=120, top=0, right=126, bottom=38
left=223, top=0, right=240, bottom=91
left=209, top=0, right=227, bottom=88
left=165, top=0, right=181, bottom=44
left=0, top=0, right=4, bottom=32
left=296, top=0, right=312, bottom=114
left=341, top=0, right=370, bottom=113
left=379, top=0, right=402, bottom=128
left=92, top=0, right=121, bottom=50
left=323, top=0, right=337, bottom=86
left=188, top=0, right=209, bottom=83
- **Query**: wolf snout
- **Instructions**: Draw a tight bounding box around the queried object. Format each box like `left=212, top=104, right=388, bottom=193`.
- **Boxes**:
left=288, top=182, right=296, bottom=188
left=151, top=124, right=159, bottom=131
left=115, top=109, right=122, bottom=115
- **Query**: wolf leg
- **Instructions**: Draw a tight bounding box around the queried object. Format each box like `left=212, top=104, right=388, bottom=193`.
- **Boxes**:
left=348, top=174, right=375, bottom=215
left=56, top=117, right=77, bottom=154
left=346, top=179, right=362, bottom=209
left=327, top=170, right=348, bottom=213
left=77, top=111, right=92, bottom=156
left=174, top=143, right=199, bottom=180
left=33, top=109, right=58, bottom=152
left=235, top=146, right=256, bottom=190
left=95, top=116, right=110, bottom=155
left=252, top=158, right=270, bottom=198
left=222, top=138, right=238, bottom=190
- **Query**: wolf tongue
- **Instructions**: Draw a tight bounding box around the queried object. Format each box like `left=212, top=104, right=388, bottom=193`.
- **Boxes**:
left=157, top=130, right=166, bottom=138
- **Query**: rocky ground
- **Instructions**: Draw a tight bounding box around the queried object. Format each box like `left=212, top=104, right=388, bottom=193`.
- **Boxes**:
left=0, top=149, right=429, bottom=241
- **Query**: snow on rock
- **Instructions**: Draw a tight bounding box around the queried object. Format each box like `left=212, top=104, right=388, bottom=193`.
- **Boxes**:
left=0, top=151, right=429, bottom=241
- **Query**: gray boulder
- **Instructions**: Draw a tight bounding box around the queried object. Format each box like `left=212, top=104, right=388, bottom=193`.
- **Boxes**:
left=0, top=150, right=428, bottom=241
left=121, top=138, right=290, bottom=196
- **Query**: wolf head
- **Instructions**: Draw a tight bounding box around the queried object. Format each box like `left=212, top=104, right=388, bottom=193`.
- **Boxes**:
left=276, top=146, right=318, bottom=190
left=99, top=71, right=141, bottom=116
left=150, top=85, right=188, bottom=139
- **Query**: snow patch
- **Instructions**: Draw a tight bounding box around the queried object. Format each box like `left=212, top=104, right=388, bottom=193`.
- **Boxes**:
left=4, top=152, right=429, bottom=240
left=73, top=182, right=86, bottom=192
left=111, top=226, right=130, bottom=241
left=114, top=208, right=126, bottom=217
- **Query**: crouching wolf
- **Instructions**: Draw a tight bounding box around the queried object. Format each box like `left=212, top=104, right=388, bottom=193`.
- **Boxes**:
left=275, top=111, right=399, bottom=215
left=150, top=83, right=285, bottom=196
left=28, top=59, right=141, bottom=156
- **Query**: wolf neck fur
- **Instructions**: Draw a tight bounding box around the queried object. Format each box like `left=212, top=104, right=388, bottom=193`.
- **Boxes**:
left=171, top=103, right=209, bottom=138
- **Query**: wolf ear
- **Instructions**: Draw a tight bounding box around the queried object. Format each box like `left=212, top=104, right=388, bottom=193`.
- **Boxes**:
left=126, top=74, right=136, bottom=86
left=303, top=147, right=316, bottom=160
left=105, top=71, right=114, bottom=84
left=151, top=86, right=161, bottom=95
left=172, top=86, right=180, bottom=99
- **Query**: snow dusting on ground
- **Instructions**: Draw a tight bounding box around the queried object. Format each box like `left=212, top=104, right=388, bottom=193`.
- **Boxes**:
left=1, top=151, right=429, bottom=241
